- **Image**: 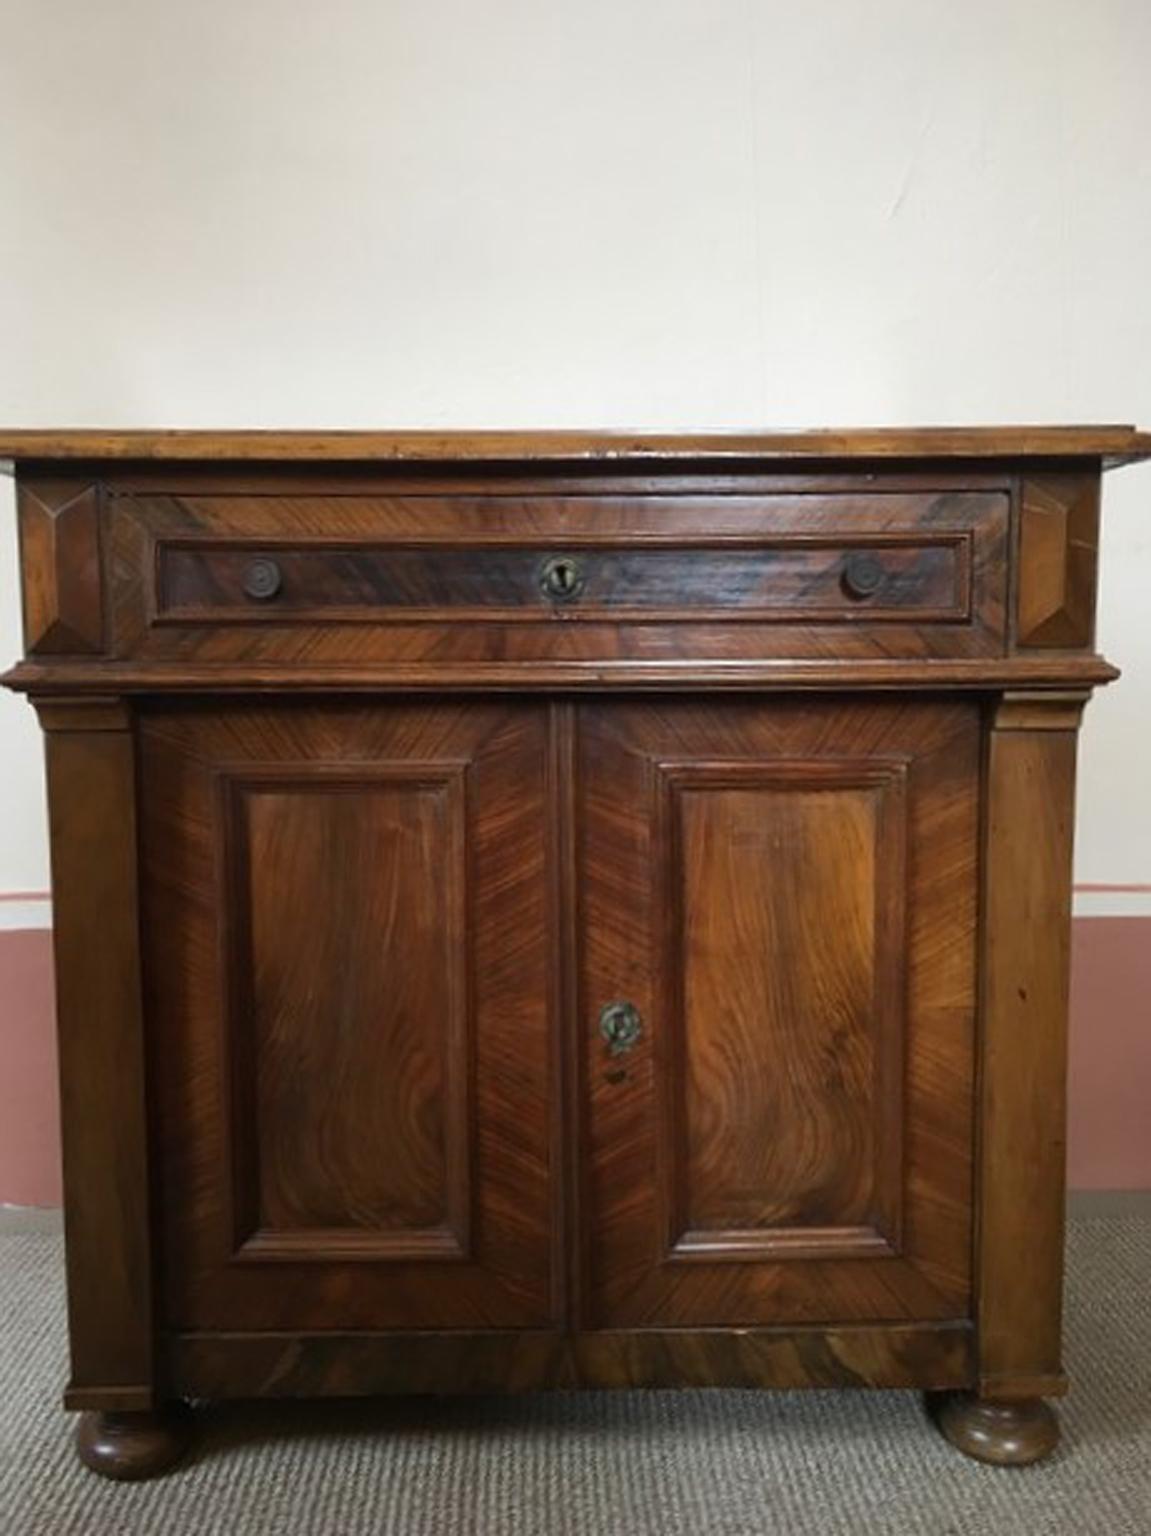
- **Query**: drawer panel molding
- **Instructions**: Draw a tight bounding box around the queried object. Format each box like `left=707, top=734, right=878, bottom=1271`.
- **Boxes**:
left=155, top=534, right=974, bottom=625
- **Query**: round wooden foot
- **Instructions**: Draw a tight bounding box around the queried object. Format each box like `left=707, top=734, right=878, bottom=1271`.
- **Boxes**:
left=929, top=1392, right=1060, bottom=1466
left=75, top=1404, right=194, bottom=1481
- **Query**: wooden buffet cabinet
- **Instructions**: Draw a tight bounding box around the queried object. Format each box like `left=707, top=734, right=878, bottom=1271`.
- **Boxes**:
left=4, top=426, right=1149, bottom=1480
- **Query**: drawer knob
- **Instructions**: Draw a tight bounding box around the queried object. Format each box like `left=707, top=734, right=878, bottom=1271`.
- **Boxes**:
left=599, top=999, right=643, bottom=1056
left=242, top=557, right=283, bottom=602
left=540, top=555, right=585, bottom=603
left=842, top=552, right=886, bottom=600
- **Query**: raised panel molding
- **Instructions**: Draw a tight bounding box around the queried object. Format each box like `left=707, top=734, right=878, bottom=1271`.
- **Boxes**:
left=656, top=758, right=909, bottom=1265
left=217, top=762, right=472, bottom=1265
left=17, top=479, right=104, bottom=655
left=1016, top=471, right=1100, bottom=648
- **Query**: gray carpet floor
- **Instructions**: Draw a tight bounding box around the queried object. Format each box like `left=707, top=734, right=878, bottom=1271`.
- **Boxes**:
left=1, top=1219, right=1148, bottom=1535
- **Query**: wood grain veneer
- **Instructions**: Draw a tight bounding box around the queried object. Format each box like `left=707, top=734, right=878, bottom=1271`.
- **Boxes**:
left=139, top=700, right=553, bottom=1333
left=4, top=427, right=1140, bottom=1478
left=579, top=698, right=976, bottom=1329
left=1, top=424, right=1149, bottom=464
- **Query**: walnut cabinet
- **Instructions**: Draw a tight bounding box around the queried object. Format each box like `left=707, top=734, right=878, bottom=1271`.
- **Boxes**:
left=4, top=427, right=1148, bottom=1478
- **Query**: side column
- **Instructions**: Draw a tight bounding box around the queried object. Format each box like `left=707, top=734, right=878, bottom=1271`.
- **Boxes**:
left=36, top=696, right=191, bottom=1478
left=935, top=688, right=1087, bottom=1466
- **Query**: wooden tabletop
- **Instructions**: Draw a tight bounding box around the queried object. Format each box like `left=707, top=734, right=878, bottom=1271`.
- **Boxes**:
left=0, top=426, right=1149, bottom=467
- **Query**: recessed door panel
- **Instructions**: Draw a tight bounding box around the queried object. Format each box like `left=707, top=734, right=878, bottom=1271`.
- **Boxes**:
left=579, top=698, right=979, bottom=1328
left=141, top=700, right=553, bottom=1332
left=225, top=766, right=469, bottom=1262
left=668, top=760, right=906, bottom=1262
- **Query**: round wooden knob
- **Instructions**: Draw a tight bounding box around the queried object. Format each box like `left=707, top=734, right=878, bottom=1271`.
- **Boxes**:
left=841, top=553, right=885, bottom=600
left=242, top=557, right=283, bottom=602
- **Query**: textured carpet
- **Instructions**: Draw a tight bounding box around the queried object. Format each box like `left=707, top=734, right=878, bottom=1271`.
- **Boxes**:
left=1, top=1219, right=1149, bottom=1535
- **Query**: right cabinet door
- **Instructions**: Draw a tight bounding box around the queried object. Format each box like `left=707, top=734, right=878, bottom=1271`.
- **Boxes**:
left=579, top=697, right=980, bottom=1329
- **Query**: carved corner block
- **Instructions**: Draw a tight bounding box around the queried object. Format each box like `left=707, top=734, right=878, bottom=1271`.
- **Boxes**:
left=16, top=478, right=104, bottom=655
left=991, top=690, right=1090, bottom=734
left=33, top=695, right=133, bottom=734
left=1016, top=471, right=1100, bottom=649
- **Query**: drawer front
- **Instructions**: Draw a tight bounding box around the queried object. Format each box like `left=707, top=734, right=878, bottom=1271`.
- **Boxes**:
left=107, top=488, right=1008, bottom=664
left=157, top=536, right=970, bottom=624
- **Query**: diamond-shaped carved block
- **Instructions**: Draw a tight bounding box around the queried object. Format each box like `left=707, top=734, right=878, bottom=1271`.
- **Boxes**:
left=1016, top=470, right=1099, bottom=649
left=17, top=478, right=104, bottom=655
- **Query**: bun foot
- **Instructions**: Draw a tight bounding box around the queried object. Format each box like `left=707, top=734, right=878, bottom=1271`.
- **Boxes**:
left=929, top=1392, right=1060, bottom=1466
left=75, top=1404, right=194, bottom=1481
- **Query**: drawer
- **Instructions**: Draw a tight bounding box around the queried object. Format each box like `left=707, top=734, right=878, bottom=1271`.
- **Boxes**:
left=156, top=536, right=969, bottom=624
left=106, top=487, right=1008, bottom=664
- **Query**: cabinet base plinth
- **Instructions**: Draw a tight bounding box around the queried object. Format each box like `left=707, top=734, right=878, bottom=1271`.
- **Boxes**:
left=75, top=1404, right=195, bottom=1481
left=928, top=1392, right=1060, bottom=1466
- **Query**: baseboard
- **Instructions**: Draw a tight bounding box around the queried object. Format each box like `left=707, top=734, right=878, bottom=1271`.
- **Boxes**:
left=1066, top=1189, right=1151, bottom=1217
left=0, top=1205, right=63, bottom=1233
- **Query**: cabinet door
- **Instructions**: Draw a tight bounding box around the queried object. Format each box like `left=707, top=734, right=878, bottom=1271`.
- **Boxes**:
left=579, top=698, right=979, bottom=1328
left=140, top=700, right=553, bottom=1332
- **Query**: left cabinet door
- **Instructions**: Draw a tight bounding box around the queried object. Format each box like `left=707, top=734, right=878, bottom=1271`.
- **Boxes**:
left=139, top=700, right=554, bottom=1332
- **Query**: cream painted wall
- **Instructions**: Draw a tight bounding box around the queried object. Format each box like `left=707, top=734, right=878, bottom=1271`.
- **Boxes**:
left=1, top=0, right=1150, bottom=904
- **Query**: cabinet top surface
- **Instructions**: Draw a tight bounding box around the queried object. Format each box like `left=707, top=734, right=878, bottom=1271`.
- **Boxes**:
left=1, top=425, right=1149, bottom=467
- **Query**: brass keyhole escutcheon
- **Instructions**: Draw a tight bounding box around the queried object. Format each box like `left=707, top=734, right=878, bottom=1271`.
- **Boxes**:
left=539, top=555, right=586, bottom=603
left=599, top=1000, right=643, bottom=1056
